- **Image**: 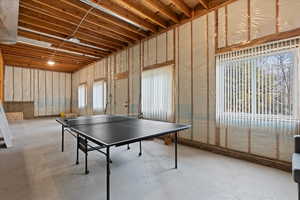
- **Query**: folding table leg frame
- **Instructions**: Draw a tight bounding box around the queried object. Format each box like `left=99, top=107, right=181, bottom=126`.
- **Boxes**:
left=106, top=146, right=111, bottom=200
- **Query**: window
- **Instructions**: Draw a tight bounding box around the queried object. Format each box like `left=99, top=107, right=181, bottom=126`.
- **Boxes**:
left=142, top=65, right=173, bottom=121
left=93, top=81, right=107, bottom=112
left=216, top=41, right=300, bottom=126
left=78, top=84, right=86, bottom=109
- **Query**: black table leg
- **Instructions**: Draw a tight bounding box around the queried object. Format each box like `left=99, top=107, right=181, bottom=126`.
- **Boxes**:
left=127, top=144, right=130, bottom=150
left=138, top=141, right=142, bottom=156
left=76, top=134, right=79, bottom=165
left=61, top=125, right=64, bottom=152
left=106, top=146, right=111, bottom=200
left=175, top=132, right=178, bottom=169
left=85, top=137, right=89, bottom=174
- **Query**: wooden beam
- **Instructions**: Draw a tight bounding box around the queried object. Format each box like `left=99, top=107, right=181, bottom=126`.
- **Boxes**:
left=114, top=0, right=168, bottom=28
left=194, top=0, right=238, bottom=18
left=169, top=0, right=191, bottom=17
left=216, top=27, right=300, bottom=54
left=3, top=55, right=81, bottom=72
left=19, top=11, right=126, bottom=48
left=91, top=0, right=158, bottom=32
left=59, top=0, right=148, bottom=38
left=0, top=43, right=96, bottom=63
left=198, top=0, right=209, bottom=9
left=144, top=0, right=180, bottom=23
left=0, top=49, right=3, bottom=102
left=19, top=29, right=109, bottom=57
left=21, top=1, right=137, bottom=43
left=19, top=15, right=121, bottom=51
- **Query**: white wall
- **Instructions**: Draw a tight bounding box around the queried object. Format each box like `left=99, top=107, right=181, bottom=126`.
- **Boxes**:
left=4, top=66, right=71, bottom=116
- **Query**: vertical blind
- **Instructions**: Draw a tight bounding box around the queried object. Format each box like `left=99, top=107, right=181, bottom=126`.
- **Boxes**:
left=78, top=84, right=86, bottom=109
left=142, top=65, right=173, bottom=121
left=216, top=37, right=300, bottom=134
left=93, top=81, right=107, bottom=112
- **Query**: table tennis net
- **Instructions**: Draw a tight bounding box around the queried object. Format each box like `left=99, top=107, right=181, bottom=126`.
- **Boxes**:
left=64, top=115, right=138, bottom=126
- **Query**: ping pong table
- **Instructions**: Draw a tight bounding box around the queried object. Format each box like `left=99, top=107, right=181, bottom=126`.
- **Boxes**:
left=56, top=115, right=191, bottom=200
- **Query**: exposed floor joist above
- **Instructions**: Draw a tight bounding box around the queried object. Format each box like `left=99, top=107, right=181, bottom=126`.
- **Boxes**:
left=0, top=0, right=236, bottom=72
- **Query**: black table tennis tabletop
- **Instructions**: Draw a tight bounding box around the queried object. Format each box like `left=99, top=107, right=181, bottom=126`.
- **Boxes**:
left=56, top=114, right=191, bottom=200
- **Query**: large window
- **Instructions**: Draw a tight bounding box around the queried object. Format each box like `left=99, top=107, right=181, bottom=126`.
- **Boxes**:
left=217, top=43, right=300, bottom=126
left=78, top=84, right=86, bottom=109
left=93, top=81, right=106, bottom=112
left=142, top=65, right=173, bottom=121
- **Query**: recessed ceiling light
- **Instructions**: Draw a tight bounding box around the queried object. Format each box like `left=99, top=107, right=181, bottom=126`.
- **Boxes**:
left=47, top=60, right=55, bottom=66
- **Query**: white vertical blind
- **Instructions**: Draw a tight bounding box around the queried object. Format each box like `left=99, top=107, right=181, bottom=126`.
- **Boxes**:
left=142, top=65, right=173, bottom=121
left=216, top=37, right=300, bottom=133
left=93, top=81, right=107, bottom=112
left=78, top=84, right=86, bottom=109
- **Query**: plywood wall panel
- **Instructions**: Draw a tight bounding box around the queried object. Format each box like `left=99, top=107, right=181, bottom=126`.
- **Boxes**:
left=45, top=71, right=53, bottom=115
left=227, top=0, right=248, bottom=45
left=157, top=33, right=167, bottom=64
left=208, top=12, right=216, bottom=145
left=218, top=7, right=226, bottom=48
left=87, top=65, right=94, bottom=115
left=167, top=30, right=174, bottom=61
left=250, top=0, right=276, bottom=40
left=107, top=56, right=114, bottom=114
left=4, top=66, right=13, bottom=101
left=115, top=78, right=128, bottom=115
left=13, top=67, right=22, bottom=101
left=279, top=0, right=300, bottom=32
left=95, top=60, right=106, bottom=79
left=178, top=22, right=192, bottom=140
left=38, top=70, right=46, bottom=116
left=192, top=16, right=208, bottom=143
left=22, top=68, right=31, bottom=101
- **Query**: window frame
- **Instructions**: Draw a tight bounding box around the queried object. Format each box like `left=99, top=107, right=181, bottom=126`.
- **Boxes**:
left=216, top=48, right=299, bottom=122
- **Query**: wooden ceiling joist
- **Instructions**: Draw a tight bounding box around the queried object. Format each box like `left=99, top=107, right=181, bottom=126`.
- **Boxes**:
left=113, top=0, right=169, bottom=28
left=198, top=0, right=209, bottom=9
left=59, top=0, right=149, bottom=38
left=0, top=43, right=97, bottom=62
left=91, top=0, right=158, bottom=32
left=21, top=0, right=139, bottom=43
left=19, top=9, right=128, bottom=47
left=18, top=29, right=109, bottom=57
left=19, top=15, right=122, bottom=51
left=169, top=0, right=192, bottom=17
left=144, top=0, right=180, bottom=23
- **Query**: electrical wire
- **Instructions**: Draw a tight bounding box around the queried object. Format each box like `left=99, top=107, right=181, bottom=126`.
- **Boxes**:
left=48, top=0, right=100, bottom=63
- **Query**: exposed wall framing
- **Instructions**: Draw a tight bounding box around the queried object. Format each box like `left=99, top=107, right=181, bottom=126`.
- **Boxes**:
left=71, top=0, right=300, bottom=167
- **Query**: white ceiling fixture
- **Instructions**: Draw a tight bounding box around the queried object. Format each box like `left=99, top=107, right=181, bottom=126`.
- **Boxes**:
left=47, top=60, right=55, bottom=66
left=0, top=0, right=19, bottom=44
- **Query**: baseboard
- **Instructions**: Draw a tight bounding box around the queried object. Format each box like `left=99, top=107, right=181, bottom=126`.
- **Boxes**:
left=178, top=138, right=292, bottom=172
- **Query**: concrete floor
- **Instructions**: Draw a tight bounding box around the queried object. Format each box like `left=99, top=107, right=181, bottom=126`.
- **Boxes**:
left=0, top=118, right=297, bottom=200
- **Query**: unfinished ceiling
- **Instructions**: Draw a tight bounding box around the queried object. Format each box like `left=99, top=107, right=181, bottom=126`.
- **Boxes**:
left=0, top=0, right=234, bottom=72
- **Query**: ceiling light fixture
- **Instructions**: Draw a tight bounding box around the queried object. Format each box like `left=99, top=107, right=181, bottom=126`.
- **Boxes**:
left=47, top=60, right=55, bottom=66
